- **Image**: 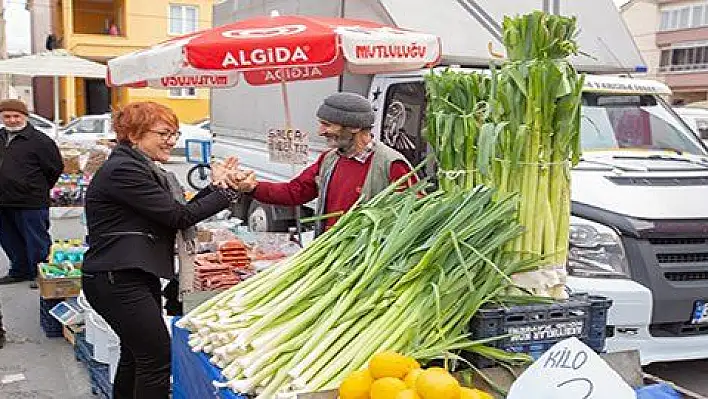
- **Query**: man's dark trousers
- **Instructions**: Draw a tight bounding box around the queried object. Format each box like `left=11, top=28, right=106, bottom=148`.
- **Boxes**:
left=0, top=208, right=50, bottom=280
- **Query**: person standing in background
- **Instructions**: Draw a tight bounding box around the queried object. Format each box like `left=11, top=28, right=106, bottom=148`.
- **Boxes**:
left=236, top=92, right=415, bottom=235
left=0, top=99, right=63, bottom=289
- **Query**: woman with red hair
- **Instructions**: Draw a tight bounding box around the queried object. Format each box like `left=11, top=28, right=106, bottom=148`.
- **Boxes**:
left=81, top=102, right=239, bottom=399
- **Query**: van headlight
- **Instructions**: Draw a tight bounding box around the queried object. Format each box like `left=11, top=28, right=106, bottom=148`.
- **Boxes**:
left=567, top=216, right=630, bottom=279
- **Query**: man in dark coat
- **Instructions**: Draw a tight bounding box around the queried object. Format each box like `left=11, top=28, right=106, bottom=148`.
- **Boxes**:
left=0, top=99, right=63, bottom=290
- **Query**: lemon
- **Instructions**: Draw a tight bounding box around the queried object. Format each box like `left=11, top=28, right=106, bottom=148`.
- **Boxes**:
left=460, top=387, right=494, bottom=399
left=407, top=357, right=421, bottom=370
left=370, top=377, right=408, bottom=399
left=396, top=389, right=422, bottom=399
left=415, top=368, right=461, bottom=399
left=338, top=369, right=373, bottom=399
left=403, top=368, right=423, bottom=389
left=422, top=367, right=450, bottom=374
left=369, top=351, right=414, bottom=380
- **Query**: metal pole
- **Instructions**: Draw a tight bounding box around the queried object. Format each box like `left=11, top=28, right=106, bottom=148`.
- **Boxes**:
left=0, top=0, right=8, bottom=99
left=280, top=79, right=293, bottom=129
left=280, top=77, right=303, bottom=245
left=53, top=75, right=59, bottom=138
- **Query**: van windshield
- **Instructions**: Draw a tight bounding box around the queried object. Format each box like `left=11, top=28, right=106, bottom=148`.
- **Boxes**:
left=581, top=93, right=707, bottom=156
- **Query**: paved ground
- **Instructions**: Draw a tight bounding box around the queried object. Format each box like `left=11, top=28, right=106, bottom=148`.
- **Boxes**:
left=0, top=252, right=93, bottom=399
left=1, top=160, right=708, bottom=398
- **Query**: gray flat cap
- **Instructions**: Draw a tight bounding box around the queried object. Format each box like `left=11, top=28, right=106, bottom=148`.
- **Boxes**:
left=316, top=92, right=374, bottom=129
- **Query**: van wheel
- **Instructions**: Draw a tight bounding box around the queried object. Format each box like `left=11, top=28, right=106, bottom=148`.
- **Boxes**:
left=247, top=202, right=288, bottom=232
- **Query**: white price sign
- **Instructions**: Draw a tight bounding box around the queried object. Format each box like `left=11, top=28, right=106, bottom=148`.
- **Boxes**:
left=508, top=337, right=635, bottom=399
left=266, top=128, right=309, bottom=165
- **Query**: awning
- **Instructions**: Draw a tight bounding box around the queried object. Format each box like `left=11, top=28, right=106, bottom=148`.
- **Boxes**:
left=0, top=50, right=106, bottom=78
left=0, top=50, right=107, bottom=135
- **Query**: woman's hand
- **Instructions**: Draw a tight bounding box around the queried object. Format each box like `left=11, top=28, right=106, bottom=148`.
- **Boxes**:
left=220, top=170, right=257, bottom=193
left=211, top=157, right=238, bottom=188
left=235, top=170, right=258, bottom=193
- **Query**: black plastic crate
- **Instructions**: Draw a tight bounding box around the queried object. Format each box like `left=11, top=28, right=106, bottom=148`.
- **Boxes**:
left=90, top=364, right=111, bottom=398
left=465, top=294, right=612, bottom=368
left=39, top=297, right=64, bottom=338
left=74, top=332, right=112, bottom=397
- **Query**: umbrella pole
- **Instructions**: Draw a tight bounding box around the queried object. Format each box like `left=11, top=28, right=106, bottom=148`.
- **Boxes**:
left=280, top=79, right=293, bottom=129
left=53, top=75, right=60, bottom=139
left=280, top=78, right=303, bottom=245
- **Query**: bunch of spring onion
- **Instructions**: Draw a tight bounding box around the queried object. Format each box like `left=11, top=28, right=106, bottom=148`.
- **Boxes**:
left=425, top=12, right=584, bottom=295
left=177, top=177, right=543, bottom=398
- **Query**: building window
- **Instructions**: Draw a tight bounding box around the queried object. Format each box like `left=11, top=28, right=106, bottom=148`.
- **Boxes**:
left=670, top=9, right=679, bottom=29
left=659, top=45, right=708, bottom=72
left=169, top=87, right=197, bottom=98
left=694, top=5, right=704, bottom=27
left=660, top=50, right=671, bottom=68
left=661, top=11, right=671, bottom=30
left=680, top=7, right=691, bottom=28
left=169, top=4, right=199, bottom=35
left=660, top=3, right=708, bottom=31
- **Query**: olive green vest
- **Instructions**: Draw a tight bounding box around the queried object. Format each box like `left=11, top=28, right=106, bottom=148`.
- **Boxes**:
left=315, top=142, right=410, bottom=234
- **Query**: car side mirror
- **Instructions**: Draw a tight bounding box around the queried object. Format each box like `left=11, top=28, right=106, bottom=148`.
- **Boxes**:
left=64, top=129, right=75, bottom=135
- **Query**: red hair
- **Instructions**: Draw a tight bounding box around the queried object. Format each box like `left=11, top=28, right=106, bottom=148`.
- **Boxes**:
left=113, top=101, right=179, bottom=144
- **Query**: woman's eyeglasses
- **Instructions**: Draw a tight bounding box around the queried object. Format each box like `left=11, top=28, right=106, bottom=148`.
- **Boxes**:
left=150, top=130, right=181, bottom=141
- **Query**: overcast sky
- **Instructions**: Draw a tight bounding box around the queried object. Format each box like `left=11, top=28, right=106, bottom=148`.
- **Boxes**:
left=5, top=0, right=631, bottom=56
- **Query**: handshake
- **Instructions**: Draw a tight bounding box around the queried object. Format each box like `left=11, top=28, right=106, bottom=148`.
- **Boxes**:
left=210, top=156, right=258, bottom=193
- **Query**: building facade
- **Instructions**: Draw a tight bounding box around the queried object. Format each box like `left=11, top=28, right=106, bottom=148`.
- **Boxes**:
left=623, top=0, right=708, bottom=104
left=32, top=0, right=213, bottom=123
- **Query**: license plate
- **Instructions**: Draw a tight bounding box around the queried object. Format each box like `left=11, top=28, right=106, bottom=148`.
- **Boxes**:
left=691, top=300, right=708, bottom=324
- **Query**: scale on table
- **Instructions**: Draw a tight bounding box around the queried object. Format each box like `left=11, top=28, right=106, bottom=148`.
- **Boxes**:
left=49, top=297, right=85, bottom=326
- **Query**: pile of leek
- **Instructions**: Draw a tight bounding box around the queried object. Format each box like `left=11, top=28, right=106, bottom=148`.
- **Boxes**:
left=178, top=180, right=539, bottom=397
left=425, top=12, right=584, bottom=295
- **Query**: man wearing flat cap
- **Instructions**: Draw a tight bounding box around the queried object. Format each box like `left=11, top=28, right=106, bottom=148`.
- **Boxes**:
left=237, top=92, right=415, bottom=234
left=0, top=99, right=63, bottom=289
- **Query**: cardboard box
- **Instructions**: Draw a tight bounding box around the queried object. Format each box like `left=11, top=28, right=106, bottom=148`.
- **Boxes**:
left=197, top=229, right=213, bottom=243
left=38, top=264, right=81, bottom=299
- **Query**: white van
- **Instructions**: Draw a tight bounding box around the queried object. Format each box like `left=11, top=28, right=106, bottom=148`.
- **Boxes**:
left=674, top=106, right=708, bottom=146
left=211, top=0, right=708, bottom=366
left=214, top=70, right=708, bottom=365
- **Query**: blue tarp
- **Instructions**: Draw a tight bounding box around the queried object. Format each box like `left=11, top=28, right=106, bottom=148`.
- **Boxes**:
left=635, top=383, right=681, bottom=399
left=172, top=318, right=248, bottom=399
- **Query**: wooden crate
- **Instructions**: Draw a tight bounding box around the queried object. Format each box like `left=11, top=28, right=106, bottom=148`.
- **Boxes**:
left=62, top=324, right=83, bottom=346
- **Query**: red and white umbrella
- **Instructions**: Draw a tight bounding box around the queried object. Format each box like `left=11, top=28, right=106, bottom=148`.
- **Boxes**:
left=106, top=15, right=441, bottom=89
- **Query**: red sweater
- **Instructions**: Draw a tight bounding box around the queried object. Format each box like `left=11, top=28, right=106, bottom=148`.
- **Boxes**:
left=252, top=151, right=413, bottom=229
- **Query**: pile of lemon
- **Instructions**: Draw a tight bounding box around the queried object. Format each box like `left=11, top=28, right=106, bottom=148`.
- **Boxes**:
left=339, top=351, right=493, bottom=399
